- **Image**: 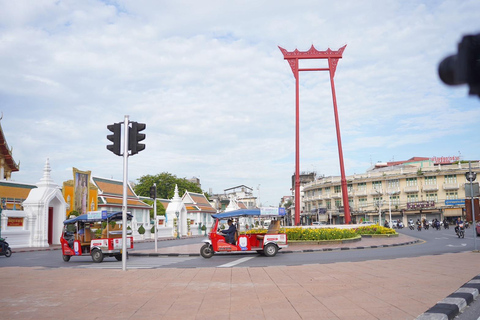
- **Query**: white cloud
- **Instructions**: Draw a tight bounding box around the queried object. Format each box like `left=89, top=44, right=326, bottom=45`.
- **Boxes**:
left=1, top=0, right=480, bottom=206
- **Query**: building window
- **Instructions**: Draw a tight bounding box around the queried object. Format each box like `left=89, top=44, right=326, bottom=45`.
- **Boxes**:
left=425, top=176, right=436, bottom=185
left=347, top=184, right=353, bottom=192
left=373, top=196, right=383, bottom=206
left=426, top=193, right=438, bottom=202
left=335, top=199, right=342, bottom=208
left=406, top=178, right=417, bottom=186
left=407, top=193, right=419, bottom=203
left=446, top=191, right=458, bottom=200
left=445, top=175, right=457, bottom=184
left=372, top=181, right=382, bottom=189
left=325, top=187, right=331, bottom=193
left=334, top=185, right=341, bottom=193
left=357, top=182, right=366, bottom=190
left=387, top=179, right=399, bottom=188
left=326, top=200, right=331, bottom=209
left=358, top=197, right=367, bottom=207
left=318, top=188, right=322, bottom=195
left=390, top=195, right=400, bottom=205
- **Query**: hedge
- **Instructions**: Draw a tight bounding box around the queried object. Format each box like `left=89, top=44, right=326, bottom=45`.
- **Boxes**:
left=244, top=225, right=395, bottom=241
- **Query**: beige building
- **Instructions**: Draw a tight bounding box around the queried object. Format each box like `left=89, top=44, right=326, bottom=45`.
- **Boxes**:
left=303, top=157, right=479, bottom=225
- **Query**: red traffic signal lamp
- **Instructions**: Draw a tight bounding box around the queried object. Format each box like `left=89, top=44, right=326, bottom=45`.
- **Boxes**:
left=129, top=122, right=146, bottom=155
left=107, top=122, right=122, bottom=156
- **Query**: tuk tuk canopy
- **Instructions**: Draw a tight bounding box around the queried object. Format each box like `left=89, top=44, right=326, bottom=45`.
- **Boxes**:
left=63, top=211, right=133, bottom=225
left=212, top=207, right=286, bottom=220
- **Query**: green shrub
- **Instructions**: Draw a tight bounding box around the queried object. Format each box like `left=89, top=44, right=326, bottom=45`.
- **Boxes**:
left=138, top=225, right=145, bottom=235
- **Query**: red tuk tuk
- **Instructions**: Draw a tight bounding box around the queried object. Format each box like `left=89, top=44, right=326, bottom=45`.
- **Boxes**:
left=60, top=211, right=134, bottom=263
left=200, top=208, right=288, bottom=258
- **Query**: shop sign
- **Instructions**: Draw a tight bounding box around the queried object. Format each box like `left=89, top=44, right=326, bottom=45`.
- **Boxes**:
left=407, top=201, right=435, bottom=210
left=7, top=217, right=23, bottom=227
left=430, top=156, right=460, bottom=164
left=445, top=199, right=465, bottom=206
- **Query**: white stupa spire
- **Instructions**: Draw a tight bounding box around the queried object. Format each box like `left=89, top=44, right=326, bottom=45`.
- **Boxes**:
left=172, top=184, right=181, bottom=202
left=37, top=158, right=57, bottom=187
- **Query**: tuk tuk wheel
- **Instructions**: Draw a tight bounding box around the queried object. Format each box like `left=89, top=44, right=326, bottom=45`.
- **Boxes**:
left=200, top=244, right=214, bottom=258
left=91, top=248, right=104, bottom=263
left=263, top=243, right=278, bottom=257
left=62, top=255, right=71, bottom=262
left=4, top=248, right=12, bottom=258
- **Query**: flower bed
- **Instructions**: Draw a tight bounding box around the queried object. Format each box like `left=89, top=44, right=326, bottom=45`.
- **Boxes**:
left=354, top=225, right=396, bottom=235
left=244, top=225, right=396, bottom=241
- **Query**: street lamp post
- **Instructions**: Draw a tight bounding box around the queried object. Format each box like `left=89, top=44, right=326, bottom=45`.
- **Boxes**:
left=388, top=193, right=392, bottom=228
left=466, top=162, right=478, bottom=251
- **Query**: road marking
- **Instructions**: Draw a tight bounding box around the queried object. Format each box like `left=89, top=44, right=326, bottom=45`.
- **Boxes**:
left=447, top=244, right=467, bottom=247
left=217, top=257, right=255, bottom=268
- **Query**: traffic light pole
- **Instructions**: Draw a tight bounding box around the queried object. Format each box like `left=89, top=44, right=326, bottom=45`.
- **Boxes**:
left=107, top=115, right=146, bottom=271
left=121, top=115, right=129, bottom=271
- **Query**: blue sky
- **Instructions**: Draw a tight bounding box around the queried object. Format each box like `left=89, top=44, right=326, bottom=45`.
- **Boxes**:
left=1, top=0, right=479, bottom=206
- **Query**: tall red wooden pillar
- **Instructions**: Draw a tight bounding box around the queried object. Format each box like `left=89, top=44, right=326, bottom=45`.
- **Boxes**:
left=279, top=45, right=351, bottom=225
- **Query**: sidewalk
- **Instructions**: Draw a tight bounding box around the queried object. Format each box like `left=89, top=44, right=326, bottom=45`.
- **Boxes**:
left=1, top=235, right=479, bottom=320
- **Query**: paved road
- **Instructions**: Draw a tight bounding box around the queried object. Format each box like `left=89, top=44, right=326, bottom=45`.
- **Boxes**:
left=2, top=226, right=478, bottom=270
left=2, top=229, right=479, bottom=319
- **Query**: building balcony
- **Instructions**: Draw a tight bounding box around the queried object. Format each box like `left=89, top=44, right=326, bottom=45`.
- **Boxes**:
left=386, top=187, right=400, bottom=195
left=443, top=183, right=459, bottom=190
left=404, top=185, right=419, bottom=193
left=423, top=184, right=439, bottom=192
left=323, top=193, right=331, bottom=199
left=369, top=188, right=383, bottom=196
left=355, top=189, right=367, bottom=197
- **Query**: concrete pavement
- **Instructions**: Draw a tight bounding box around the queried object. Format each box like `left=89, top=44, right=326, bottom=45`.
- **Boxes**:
left=1, top=234, right=479, bottom=319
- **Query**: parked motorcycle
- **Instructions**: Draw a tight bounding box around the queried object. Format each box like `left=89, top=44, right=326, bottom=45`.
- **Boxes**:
left=0, top=237, right=12, bottom=258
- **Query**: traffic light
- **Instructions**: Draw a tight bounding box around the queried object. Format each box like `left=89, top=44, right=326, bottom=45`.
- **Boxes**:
left=150, top=185, right=157, bottom=199
left=129, top=121, right=146, bottom=155
left=107, top=122, right=122, bottom=156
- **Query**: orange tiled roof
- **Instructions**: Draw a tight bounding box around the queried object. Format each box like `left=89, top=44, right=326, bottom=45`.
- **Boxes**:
left=92, top=177, right=135, bottom=197
left=183, top=191, right=216, bottom=213
left=98, top=196, right=151, bottom=209
left=0, top=122, right=19, bottom=172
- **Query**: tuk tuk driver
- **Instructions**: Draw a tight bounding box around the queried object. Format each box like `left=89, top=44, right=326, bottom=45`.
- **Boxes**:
left=220, top=219, right=237, bottom=244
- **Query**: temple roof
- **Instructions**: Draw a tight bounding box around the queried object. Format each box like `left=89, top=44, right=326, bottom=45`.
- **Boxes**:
left=0, top=121, right=19, bottom=173
left=182, top=191, right=216, bottom=214
left=92, top=176, right=151, bottom=210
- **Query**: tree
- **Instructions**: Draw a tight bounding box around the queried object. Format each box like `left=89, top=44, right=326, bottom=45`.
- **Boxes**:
left=134, top=172, right=207, bottom=201
left=142, top=199, right=166, bottom=220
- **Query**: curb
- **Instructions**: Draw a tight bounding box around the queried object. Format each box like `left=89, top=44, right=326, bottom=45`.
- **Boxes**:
left=416, top=275, right=480, bottom=320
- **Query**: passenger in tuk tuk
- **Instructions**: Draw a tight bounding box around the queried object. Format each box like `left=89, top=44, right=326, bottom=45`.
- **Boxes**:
left=220, top=219, right=237, bottom=245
